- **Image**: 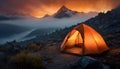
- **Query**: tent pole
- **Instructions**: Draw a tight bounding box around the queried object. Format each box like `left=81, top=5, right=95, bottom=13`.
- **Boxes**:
left=82, top=36, right=85, bottom=56
left=82, top=24, right=85, bottom=56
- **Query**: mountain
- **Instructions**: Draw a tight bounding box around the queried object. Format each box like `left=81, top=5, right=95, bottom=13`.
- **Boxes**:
left=0, top=6, right=97, bottom=44
left=43, top=14, right=50, bottom=18
left=0, top=14, right=20, bottom=20
left=31, top=5, right=120, bottom=48
left=54, top=6, right=78, bottom=18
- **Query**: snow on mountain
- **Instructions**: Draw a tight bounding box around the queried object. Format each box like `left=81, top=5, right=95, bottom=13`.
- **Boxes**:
left=53, top=5, right=78, bottom=18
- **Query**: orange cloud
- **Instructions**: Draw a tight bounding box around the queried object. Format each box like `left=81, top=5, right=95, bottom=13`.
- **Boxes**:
left=0, top=0, right=120, bottom=18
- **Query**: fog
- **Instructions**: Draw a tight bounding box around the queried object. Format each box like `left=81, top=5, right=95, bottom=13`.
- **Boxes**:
left=0, top=29, right=35, bottom=44
left=0, top=13, right=97, bottom=44
left=1, top=13, right=97, bottom=28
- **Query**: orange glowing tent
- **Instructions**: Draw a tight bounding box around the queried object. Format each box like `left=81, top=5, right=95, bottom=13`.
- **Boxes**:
left=61, top=24, right=109, bottom=55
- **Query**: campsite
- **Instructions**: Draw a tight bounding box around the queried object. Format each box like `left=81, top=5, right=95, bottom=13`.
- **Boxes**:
left=61, top=24, right=109, bottom=55
left=0, top=0, right=120, bottom=69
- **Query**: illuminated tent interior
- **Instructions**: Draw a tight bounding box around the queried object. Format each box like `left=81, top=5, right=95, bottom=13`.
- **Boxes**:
left=61, top=24, right=109, bottom=55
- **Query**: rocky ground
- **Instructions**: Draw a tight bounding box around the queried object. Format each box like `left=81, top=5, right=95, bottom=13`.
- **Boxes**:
left=37, top=41, right=120, bottom=69
left=0, top=40, right=119, bottom=69
left=37, top=43, right=79, bottom=69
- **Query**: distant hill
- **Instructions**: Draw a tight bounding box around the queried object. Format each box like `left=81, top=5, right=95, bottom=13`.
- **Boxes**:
left=43, top=14, right=50, bottom=18
left=0, top=14, right=36, bottom=20
left=0, top=23, right=29, bottom=38
left=0, top=14, right=19, bottom=20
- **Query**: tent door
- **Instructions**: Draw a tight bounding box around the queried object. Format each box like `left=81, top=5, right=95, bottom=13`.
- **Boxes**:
left=65, top=30, right=83, bottom=54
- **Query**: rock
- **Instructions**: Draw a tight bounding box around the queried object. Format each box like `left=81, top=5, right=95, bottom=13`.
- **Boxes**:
left=70, top=56, right=105, bottom=69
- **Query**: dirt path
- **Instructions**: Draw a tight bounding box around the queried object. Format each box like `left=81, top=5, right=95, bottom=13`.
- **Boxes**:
left=38, top=44, right=79, bottom=69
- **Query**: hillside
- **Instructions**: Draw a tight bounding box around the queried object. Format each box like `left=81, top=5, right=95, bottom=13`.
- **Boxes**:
left=85, top=6, right=120, bottom=47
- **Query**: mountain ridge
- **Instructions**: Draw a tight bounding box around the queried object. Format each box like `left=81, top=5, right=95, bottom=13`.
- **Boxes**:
left=53, top=5, right=78, bottom=18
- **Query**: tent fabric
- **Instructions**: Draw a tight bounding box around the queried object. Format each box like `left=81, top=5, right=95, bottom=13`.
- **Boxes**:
left=61, top=24, right=109, bottom=55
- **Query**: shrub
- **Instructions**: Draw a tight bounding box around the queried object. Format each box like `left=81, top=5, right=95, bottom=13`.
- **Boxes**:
left=108, top=47, right=120, bottom=57
left=10, top=52, right=45, bottom=69
left=0, top=53, right=8, bottom=69
left=0, top=45, right=13, bottom=52
left=25, top=44, right=41, bottom=52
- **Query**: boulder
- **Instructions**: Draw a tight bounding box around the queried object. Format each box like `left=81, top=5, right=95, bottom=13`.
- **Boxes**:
left=70, top=56, right=106, bottom=69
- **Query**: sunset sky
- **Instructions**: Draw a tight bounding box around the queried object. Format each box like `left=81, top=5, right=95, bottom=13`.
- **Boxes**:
left=0, top=0, right=120, bottom=18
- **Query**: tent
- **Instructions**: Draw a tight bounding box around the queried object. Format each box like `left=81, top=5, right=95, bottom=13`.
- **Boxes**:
left=61, top=24, right=109, bottom=55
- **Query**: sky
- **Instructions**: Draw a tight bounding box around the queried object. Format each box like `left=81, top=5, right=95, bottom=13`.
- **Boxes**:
left=0, top=0, right=120, bottom=18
